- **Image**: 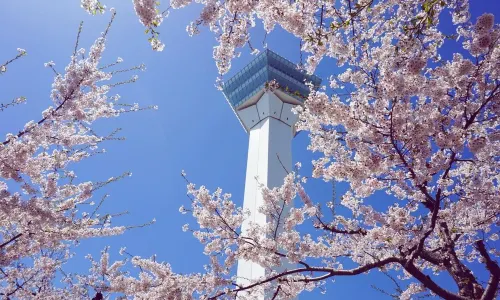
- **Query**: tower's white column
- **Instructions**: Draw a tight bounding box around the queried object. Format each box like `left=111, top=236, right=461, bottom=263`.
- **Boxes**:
left=236, top=92, right=297, bottom=299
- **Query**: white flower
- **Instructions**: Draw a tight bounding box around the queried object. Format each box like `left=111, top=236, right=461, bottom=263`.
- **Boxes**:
left=81, top=0, right=105, bottom=14
left=14, top=97, right=26, bottom=104
left=44, top=61, right=55, bottom=68
left=150, top=38, right=165, bottom=52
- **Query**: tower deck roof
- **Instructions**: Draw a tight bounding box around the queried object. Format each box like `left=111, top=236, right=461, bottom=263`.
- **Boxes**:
left=222, top=49, right=321, bottom=110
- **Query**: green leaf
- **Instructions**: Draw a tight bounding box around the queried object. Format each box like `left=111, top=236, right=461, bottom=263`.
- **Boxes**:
left=422, top=1, right=430, bottom=11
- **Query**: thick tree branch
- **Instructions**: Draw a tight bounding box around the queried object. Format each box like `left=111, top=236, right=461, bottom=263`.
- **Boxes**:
left=209, top=257, right=400, bottom=299
left=403, top=261, right=469, bottom=300
left=475, top=240, right=500, bottom=300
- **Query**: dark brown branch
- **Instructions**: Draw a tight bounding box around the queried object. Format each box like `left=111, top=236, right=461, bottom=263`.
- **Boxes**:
left=439, top=223, right=483, bottom=298
left=5, top=271, right=38, bottom=297
left=403, top=261, right=468, bottom=300
left=408, top=151, right=457, bottom=266
left=314, top=215, right=367, bottom=235
left=464, top=84, right=500, bottom=128
left=0, top=233, right=22, bottom=249
left=418, top=250, right=444, bottom=266
left=271, top=285, right=281, bottom=300
left=388, top=101, right=436, bottom=210
left=475, top=240, right=500, bottom=300
left=209, top=257, right=400, bottom=299
left=276, top=153, right=290, bottom=174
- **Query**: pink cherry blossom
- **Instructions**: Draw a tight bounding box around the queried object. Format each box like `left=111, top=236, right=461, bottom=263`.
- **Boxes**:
left=0, top=14, right=155, bottom=298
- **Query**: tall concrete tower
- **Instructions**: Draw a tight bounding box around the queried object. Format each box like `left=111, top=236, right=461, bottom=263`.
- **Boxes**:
left=222, top=49, right=321, bottom=298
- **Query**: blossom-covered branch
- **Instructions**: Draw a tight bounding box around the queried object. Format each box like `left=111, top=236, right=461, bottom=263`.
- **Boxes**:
left=0, top=12, right=154, bottom=298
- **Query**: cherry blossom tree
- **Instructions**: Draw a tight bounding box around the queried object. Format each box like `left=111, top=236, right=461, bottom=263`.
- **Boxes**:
left=0, top=12, right=156, bottom=298
left=75, top=0, right=499, bottom=299
left=2, top=0, right=497, bottom=299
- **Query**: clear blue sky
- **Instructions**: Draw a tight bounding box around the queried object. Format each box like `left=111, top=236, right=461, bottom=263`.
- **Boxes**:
left=0, top=1, right=498, bottom=298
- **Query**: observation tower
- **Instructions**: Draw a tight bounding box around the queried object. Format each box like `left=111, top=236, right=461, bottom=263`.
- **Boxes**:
left=222, top=49, right=321, bottom=298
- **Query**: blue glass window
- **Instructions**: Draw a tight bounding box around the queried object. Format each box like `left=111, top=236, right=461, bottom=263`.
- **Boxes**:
left=222, top=49, right=321, bottom=109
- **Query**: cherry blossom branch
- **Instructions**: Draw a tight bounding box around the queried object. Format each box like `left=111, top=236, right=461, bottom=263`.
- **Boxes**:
left=0, top=97, right=26, bottom=112
left=464, top=83, right=500, bottom=128
left=1, top=14, right=119, bottom=146
left=0, top=233, right=23, bottom=249
left=407, top=151, right=457, bottom=265
left=475, top=240, right=500, bottom=300
left=389, top=101, right=436, bottom=209
left=314, top=214, right=367, bottom=235
left=403, top=261, right=469, bottom=300
left=73, top=21, right=84, bottom=58
left=439, top=223, right=483, bottom=297
left=271, top=285, right=281, bottom=299
left=0, top=49, right=27, bottom=74
left=4, top=271, right=38, bottom=297
left=210, top=257, right=400, bottom=299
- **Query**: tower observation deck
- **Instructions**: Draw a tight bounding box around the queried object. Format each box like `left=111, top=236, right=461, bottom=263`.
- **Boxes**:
left=222, top=49, right=321, bottom=299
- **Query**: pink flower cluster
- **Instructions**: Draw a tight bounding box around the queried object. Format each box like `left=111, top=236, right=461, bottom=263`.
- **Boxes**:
left=0, top=17, right=151, bottom=298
